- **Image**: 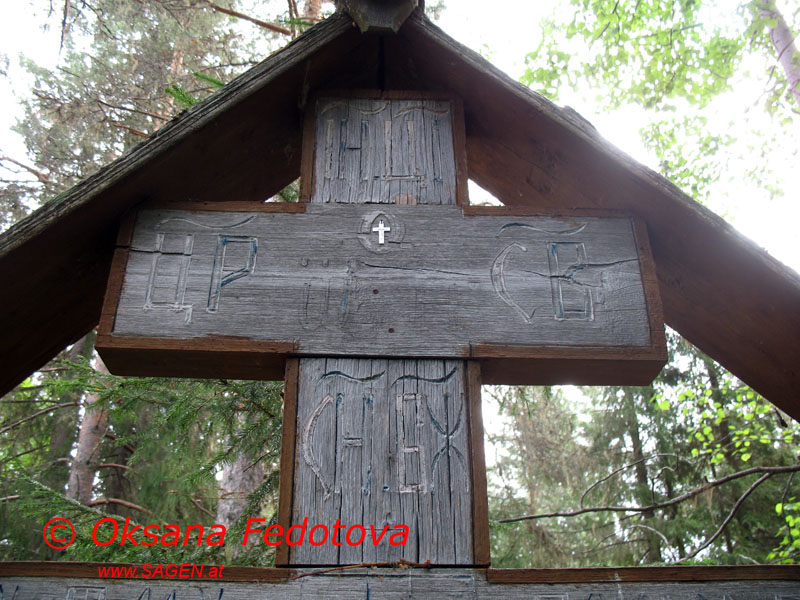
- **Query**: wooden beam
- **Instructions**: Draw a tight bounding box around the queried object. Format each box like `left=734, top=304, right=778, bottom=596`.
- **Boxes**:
left=3, top=561, right=799, bottom=582
left=467, top=361, right=490, bottom=566
left=286, top=358, right=475, bottom=566
left=299, top=91, right=469, bottom=206
left=486, top=565, right=800, bottom=583
left=276, top=358, right=300, bottom=567
left=2, top=565, right=799, bottom=597
left=338, top=0, right=419, bottom=33
left=96, top=205, right=665, bottom=384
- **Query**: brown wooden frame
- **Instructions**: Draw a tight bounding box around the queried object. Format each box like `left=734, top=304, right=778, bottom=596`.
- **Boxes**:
left=274, top=359, right=490, bottom=567
left=299, top=89, right=469, bottom=207
left=97, top=203, right=665, bottom=384
left=465, top=206, right=666, bottom=385
left=467, top=361, right=491, bottom=566
left=3, top=562, right=798, bottom=583
left=276, top=358, right=300, bottom=567
left=96, top=202, right=303, bottom=378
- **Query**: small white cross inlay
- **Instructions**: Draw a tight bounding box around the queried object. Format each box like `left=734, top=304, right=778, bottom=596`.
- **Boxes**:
left=372, top=220, right=391, bottom=244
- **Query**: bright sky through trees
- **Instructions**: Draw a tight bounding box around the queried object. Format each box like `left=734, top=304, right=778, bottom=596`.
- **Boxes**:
left=1, top=0, right=797, bottom=272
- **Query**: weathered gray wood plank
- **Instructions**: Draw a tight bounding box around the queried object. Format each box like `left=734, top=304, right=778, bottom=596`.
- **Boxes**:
left=290, top=358, right=472, bottom=566
left=108, top=205, right=657, bottom=359
left=3, top=570, right=799, bottom=599
left=312, top=98, right=456, bottom=205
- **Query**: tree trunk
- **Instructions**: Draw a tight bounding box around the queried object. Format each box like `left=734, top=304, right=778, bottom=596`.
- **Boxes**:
left=216, top=420, right=264, bottom=554
left=43, top=335, right=92, bottom=490
left=304, top=0, right=323, bottom=20
left=66, top=357, right=109, bottom=504
left=758, top=0, right=800, bottom=108
left=624, top=390, right=662, bottom=563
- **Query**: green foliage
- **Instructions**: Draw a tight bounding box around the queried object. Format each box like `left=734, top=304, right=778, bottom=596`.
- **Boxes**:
left=0, top=0, right=286, bottom=230
left=165, top=84, right=196, bottom=108
left=193, top=71, right=226, bottom=89
left=770, top=499, right=800, bottom=563
left=1, top=350, right=283, bottom=565
left=500, top=6, right=800, bottom=564
left=276, top=179, right=301, bottom=202
left=523, top=0, right=790, bottom=111
left=521, top=0, right=799, bottom=222
left=488, top=332, right=800, bottom=566
left=0, top=0, right=317, bottom=565
left=639, top=114, right=734, bottom=203
left=166, top=72, right=228, bottom=108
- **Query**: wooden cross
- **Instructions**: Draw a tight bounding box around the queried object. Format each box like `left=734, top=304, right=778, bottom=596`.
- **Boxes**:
left=97, top=90, right=666, bottom=568
left=371, top=219, right=391, bottom=244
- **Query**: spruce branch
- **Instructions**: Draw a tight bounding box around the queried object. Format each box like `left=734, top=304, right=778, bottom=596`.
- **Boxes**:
left=95, top=98, right=169, bottom=122
left=94, top=463, right=136, bottom=473
left=0, top=401, right=79, bottom=436
left=190, top=497, right=215, bottom=518
left=0, top=156, right=52, bottom=184
left=104, top=431, right=136, bottom=454
left=87, top=497, right=153, bottom=515
left=203, top=2, right=291, bottom=35
left=111, top=122, right=148, bottom=138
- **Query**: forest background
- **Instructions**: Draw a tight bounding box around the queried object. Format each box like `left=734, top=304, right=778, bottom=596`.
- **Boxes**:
left=0, top=0, right=798, bottom=567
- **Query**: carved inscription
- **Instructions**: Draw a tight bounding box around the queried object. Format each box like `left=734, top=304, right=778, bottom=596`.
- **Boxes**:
left=548, top=242, right=593, bottom=321
left=292, top=358, right=472, bottom=566
left=143, top=233, right=193, bottom=323
left=111, top=205, right=655, bottom=358
left=397, top=392, right=426, bottom=493
left=207, top=235, right=257, bottom=313
left=65, top=589, right=105, bottom=600
left=313, top=98, right=456, bottom=205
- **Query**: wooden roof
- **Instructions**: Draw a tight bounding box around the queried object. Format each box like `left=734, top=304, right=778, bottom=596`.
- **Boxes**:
left=1, top=8, right=798, bottom=418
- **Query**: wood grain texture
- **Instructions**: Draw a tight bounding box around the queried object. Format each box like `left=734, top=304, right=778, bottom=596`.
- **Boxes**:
left=302, top=93, right=467, bottom=207
left=486, top=565, right=800, bottom=583
left=3, top=568, right=799, bottom=599
left=276, top=358, right=300, bottom=567
left=98, top=248, right=131, bottom=338
left=339, top=0, right=418, bottom=33
left=3, top=562, right=798, bottom=582
left=289, top=358, right=473, bottom=566
left=96, top=335, right=293, bottom=380
left=99, top=205, right=664, bottom=384
left=141, top=202, right=307, bottom=214
left=467, top=362, right=490, bottom=566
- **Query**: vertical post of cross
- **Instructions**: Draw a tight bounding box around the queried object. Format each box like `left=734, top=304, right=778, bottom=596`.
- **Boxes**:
left=275, top=91, right=489, bottom=567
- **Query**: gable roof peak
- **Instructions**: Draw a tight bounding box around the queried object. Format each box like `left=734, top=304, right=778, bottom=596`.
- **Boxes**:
left=336, top=0, right=419, bottom=33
